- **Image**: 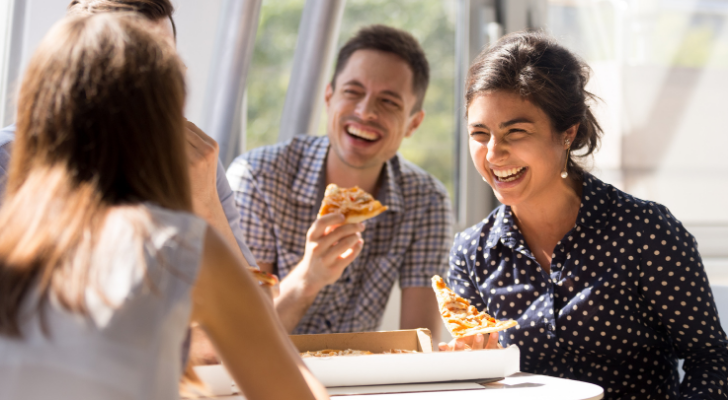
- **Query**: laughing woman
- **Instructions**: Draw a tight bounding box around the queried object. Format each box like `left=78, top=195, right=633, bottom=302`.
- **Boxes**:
left=443, top=32, right=728, bottom=399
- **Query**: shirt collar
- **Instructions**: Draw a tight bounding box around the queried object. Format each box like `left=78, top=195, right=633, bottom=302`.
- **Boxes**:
left=293, top=135, right=404, bottom=214
left=292, top=136, right=329, bottom=206
left=485, top=172, right=611, bottom=249
left=576, top=172, right=611, bottom=230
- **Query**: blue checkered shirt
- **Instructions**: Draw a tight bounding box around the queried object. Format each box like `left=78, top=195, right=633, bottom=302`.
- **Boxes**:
left=227, top=135, right=453, bottom=334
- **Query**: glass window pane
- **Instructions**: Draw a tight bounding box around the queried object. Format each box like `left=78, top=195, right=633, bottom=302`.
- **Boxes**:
left=548, top=0, right=728, bottom=231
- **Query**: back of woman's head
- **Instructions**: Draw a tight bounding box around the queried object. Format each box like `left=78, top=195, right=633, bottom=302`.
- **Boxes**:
left=0, top=13, right=189, bottom=336
left=11, top=12, right=188, bottom=206
left=67, top=0, right=176, bottom=37
left=465, top=31, right=602, bottom=176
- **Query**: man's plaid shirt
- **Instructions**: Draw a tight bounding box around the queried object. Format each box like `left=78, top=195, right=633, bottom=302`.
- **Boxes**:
left=226, top=135, right=453, bottom=334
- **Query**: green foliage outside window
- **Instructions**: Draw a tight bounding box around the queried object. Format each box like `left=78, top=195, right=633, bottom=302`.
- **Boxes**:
left=246, top=0, right=457, bottom=198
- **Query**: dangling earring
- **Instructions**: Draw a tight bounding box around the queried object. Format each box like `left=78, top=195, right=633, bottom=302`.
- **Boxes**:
left=561, top=139, right=571, bottom=179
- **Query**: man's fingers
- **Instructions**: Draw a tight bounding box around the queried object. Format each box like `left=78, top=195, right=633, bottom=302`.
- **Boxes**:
left=328, top=239, right=363, bottom=272
left=308, top=213, right=346, bottom=239
left=438, top=342, right=451, bottom=352
left=323, top=235, right=363, bottom=265
left=315, top=223, right=364, bottom=251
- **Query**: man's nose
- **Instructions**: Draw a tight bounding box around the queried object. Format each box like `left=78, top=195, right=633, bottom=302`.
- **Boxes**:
left=354, top=95, right=377, bottom=120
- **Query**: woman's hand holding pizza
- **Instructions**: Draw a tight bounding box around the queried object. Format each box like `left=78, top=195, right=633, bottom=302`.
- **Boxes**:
left=289, top=213, right=365, bottom=296
left=438, top=333, right=501, bottom=352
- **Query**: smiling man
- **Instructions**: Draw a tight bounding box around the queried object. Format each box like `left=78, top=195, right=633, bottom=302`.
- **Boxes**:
left=227, top=25, right=452, bottom=337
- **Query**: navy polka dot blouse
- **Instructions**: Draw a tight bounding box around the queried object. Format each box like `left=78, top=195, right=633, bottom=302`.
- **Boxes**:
left=449, top=173, right=728, bottom=399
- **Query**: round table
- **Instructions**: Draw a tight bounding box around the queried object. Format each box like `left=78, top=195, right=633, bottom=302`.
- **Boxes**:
left=214, top=372, right=604, bottom=400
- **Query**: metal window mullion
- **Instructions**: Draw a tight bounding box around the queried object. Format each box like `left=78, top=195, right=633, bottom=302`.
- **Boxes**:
left=0, top=0, right=26, bottom=127
left=278, top=0, right=346, bottom=142
left=202, top=0, right=263, bottom=167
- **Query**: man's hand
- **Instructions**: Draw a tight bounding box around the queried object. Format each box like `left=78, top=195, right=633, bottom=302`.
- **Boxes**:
left=273, top=213, right=365, bottom=332
left=290, top=213, right=365, bottom=294
left=438, top=333, right=501, bottom=351
left=184, top=120, right=220, bottom=215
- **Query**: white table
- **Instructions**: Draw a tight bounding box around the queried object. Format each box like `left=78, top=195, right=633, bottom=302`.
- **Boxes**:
left=215, top=372, right=604, bottom=400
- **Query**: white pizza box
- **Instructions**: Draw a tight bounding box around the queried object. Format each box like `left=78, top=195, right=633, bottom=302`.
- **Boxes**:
left=290, top=329, right=520, bottom=388
left=192, top=329, right=520, bottom=396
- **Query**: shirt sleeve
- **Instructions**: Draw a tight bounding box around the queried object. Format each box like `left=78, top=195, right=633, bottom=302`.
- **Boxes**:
left=0, top=142, right=9, bottom=202
left=226, top=157, right=278, bottom=265
left=399, top=190, right=453, bottom=288
left=446, top=227, right=482, bottom=305
left=216, top=158, right=258, bottom=268
left=638, top=204, right=728, bottom=399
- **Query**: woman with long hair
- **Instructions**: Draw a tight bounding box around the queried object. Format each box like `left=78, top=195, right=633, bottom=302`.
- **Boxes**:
left=441, top=31, right=728, bottom=399
left=0, top=13, right=327, bottom=400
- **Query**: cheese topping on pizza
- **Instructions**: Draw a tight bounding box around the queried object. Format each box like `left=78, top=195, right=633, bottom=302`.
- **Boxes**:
left=318, top=184, right=388, bottom=223
left=300, top=349, right=417, bottom=358
left=300, top=349, right=374, bottom=358
left=432, top=275, right=517, bottom=338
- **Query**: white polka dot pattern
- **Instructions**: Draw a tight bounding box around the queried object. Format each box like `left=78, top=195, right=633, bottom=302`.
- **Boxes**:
left=448, top=173, right=728, bottom=400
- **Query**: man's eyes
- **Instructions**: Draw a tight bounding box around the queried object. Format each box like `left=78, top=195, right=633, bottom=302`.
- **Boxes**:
left=382, top=98, right=401, bottom=108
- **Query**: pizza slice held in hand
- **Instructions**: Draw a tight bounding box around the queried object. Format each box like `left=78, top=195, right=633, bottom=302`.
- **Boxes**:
left=318, top=184, right=388, bottom=224
left=432, top=275, right=517, bottom=338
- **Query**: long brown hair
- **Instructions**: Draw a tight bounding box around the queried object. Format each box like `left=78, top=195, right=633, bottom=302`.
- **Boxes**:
left=0, top=13, right=189, bottom=336
left=67, top=0, right=176, bottom=37
left=465, top=31, right=603, bottom=176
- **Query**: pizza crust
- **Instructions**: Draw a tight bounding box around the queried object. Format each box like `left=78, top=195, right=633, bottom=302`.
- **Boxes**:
left=432, top=275, right=517, bottom=338
left=318, top=184, right=388, bottom=223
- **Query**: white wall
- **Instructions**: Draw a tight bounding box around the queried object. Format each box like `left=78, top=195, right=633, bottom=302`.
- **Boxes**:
left=11, top=0, right=223, bottom=127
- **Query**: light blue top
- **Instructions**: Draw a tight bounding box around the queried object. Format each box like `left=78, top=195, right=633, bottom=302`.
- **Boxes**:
left=0, top=124, right=257, bottom=267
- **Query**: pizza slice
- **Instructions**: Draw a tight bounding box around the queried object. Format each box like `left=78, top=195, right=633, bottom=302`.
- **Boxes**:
left=248, top=267, right=278, bottom=286
left=432, top=275, right=517, bottom=338
left=318, top=183, right=388, bottom=224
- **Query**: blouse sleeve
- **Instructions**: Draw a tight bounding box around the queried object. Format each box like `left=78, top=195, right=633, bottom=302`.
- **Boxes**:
left=447, top=227, right=484, bottom=308
left=638, top=204, right=728, bottom=399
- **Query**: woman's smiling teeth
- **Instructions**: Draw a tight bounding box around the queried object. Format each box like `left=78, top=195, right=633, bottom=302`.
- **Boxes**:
left=492, top=167, right=526, bottom=182
left=346, top=125, right=378, bottom=141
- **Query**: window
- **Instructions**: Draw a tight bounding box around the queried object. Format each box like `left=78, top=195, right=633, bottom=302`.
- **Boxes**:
left=548, top=0, right=728, bottom=260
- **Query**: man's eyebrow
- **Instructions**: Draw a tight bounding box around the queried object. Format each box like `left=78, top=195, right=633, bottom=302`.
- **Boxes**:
left=468, top=122, right=489, bottom=129
left=499, top=117, right=534, bottom=128
left=341, top=80, right=404, bottom=102
left=342, top=80, right=365, bottom=89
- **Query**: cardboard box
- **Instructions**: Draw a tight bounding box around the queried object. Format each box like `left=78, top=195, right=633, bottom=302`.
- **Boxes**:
left=291, top=329, right=520, bottom=388
left=194, top=329, right=520, bottom=396
left=291, top=328, right=433, bottom=355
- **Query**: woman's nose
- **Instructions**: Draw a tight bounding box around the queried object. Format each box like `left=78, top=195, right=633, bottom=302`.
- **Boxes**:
left=486, top=137, right=506, bottom=163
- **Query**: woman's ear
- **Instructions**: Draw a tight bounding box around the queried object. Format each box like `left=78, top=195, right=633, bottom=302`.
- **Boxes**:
left=565, top=123, right=580, bottom=148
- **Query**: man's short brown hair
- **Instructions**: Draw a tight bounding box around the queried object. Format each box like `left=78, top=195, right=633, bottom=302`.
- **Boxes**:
left=331, top=25, right=430, bottom=113
left=67, top=0, right=175, bottom=37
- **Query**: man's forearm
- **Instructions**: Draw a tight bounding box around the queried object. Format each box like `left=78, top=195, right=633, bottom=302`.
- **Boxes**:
left=274, top=271, right=320, bottom=333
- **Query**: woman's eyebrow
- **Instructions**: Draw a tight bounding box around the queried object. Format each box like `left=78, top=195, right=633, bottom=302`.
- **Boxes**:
left=499, top=117, right=534, bottom=128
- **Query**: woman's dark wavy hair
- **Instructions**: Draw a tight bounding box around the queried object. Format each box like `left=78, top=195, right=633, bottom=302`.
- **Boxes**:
left=465, top=31, right=602, bottom=176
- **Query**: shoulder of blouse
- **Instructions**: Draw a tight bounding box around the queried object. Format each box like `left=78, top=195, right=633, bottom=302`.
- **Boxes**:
left=451, top=204, right=507, bottom=252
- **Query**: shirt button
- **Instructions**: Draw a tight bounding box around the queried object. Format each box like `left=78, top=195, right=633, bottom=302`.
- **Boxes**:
left=548, top=324, right=555, bottom=331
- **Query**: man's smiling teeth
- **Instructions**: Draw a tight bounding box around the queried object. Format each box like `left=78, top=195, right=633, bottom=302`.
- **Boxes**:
left=493, top=167, right=526, bottom=182
left=347, top=126, right=378, bottom=141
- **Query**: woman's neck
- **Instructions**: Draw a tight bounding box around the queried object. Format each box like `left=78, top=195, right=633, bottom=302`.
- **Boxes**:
left=511, top=175, right=583, bottom=271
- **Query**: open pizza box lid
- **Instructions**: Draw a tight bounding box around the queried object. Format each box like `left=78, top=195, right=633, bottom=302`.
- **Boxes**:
left=194, top=329, right=520, bottom=396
